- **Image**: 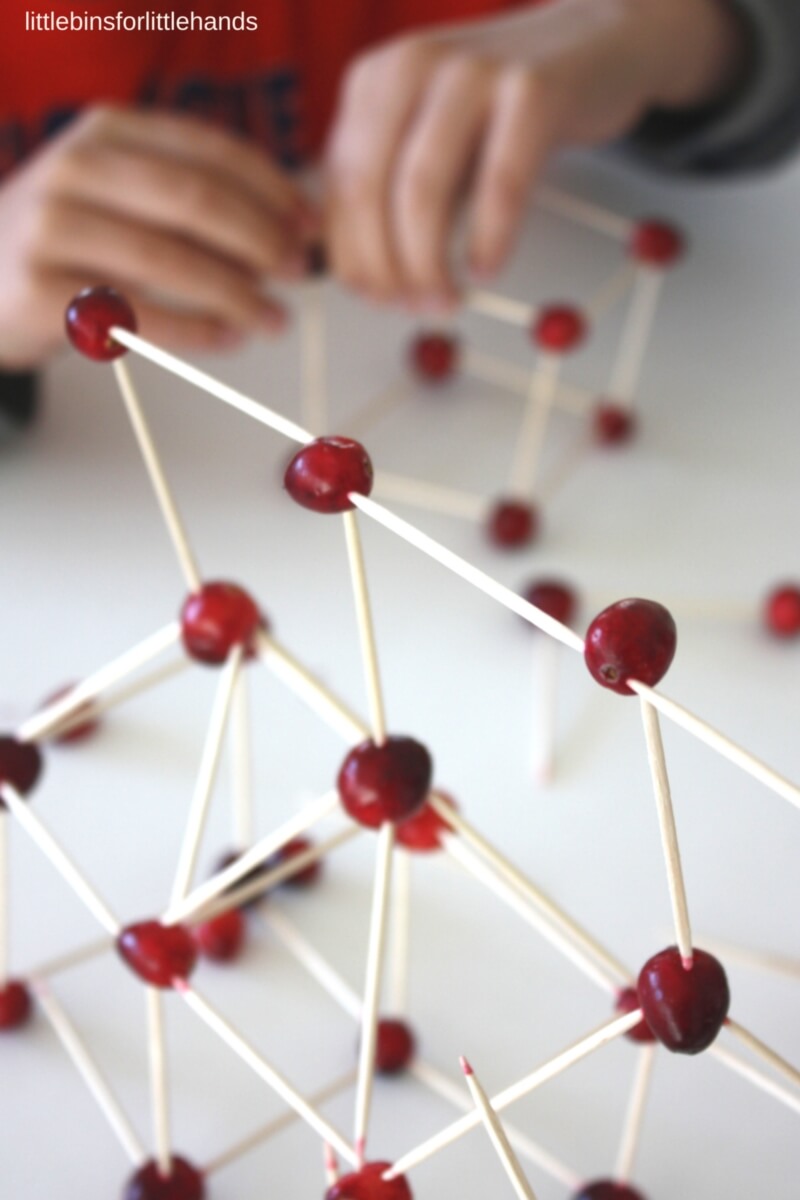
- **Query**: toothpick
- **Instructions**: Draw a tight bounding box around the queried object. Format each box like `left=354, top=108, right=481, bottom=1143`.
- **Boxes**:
left=466, top=290, right=536, bottom=326
left=606, top=268, right=663, bottom=406
left=628, top=680, right=800, bottom=812
left=709, top=1042, right=800, bottom=1118
left=162, top=789, right=340, bottom=925
left=302, top=279, right=328, bottom=434
left=169, top=646, right=244, bottom=908
left=585, top=262, right=636, bottom=322
left=48, top=656, right=189, bottom=740
left=349, top=495, right=585, bottom=653
left=0, top=784, right=120, bottom=935
left=507, top=352, right=562, bottom=497
left=111, top=359, right=202, bottom=591
left=639, top=698, right=693, bottom=966
left=372, top=473, right=486, bottom=522
left=0, top=812, right=7, bottom=988
left=24, top=934, right=112, bottom=982
left=410, top=1059, right=581, bottom=1190
left=260, top=909, right=363, bottom=1021
left=230, top=668, right=254, bottom=848
left=530, top=635, right=559, bottom=784
left=614, top=1044, right=656, bottom=1182
left=536, top=185, right=633, bottom=240
left=431, top=796, right=632, bottom=987
left=197, top=827, right=361, bottom=921
left=34, top=980, right=147, bottom=1165
left=385, top=1009, right=643, bottom=1180
left=342, top=511, right=387, bottom=745
left=203, top=1069, right=358, bottom=1175
left=696, top=937, right=800, bottom=981
left=444, top=834, right=618, bottom=995
left=110, top=326, right=313, bottom=445
left=18, top=622, right=181, bottom=743
left=354, top=822, right=396, bottom=1159
left=461, top=1057, right=539, bottom=1200
left=179, top=982, right=358, bottom=1165
left=345, top=377, right=408, bottom=440
left=145, top=987, right=172, bottom=1177
left=324, top=1143, right=340, bottom=1187
left=725, top=1019, right=800, bottom=1091
left=388, top=848, right=411, bottom=1016
left=257, top=633, right=369, bottom=743
left=462, top=350, right=532, bottom=396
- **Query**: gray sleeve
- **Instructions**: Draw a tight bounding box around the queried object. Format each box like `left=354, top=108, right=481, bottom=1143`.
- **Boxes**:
left=630, top=0, right=800, bottom=174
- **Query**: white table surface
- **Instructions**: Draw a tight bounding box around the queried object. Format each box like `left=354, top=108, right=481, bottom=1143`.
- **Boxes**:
left=1, top=149, right=800, bottom=1199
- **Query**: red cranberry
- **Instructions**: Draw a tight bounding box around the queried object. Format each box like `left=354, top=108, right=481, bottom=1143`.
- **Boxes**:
left=0, top=735, right=43, bottom=806
left=523, top=579, right=577, bottom=626
left=338, top=737, right=432, bottom=829
left=630, top=220, right=685, bottom=268
left=213, top=848, right=270, bottom=910
left=193, top=910, right=246, bottom=963
left=584, top=598, right=676, bottom=695
left=409, top=332, right=459, bottom=383
left=487, top=499, right=538, bottom=549
left=532, top=305, right=587, bottom=354
left=270, top=836, right=323, bottom=888
left=180, top=581, right=264, bottom=665
left=764, top=584, right=800, bottom=637
left=38, top=684, right=101, bottom=744
left=285, top=437, right=373, bottom=514
left=65, top=287, right=137, bottom=361
left=0, top=981, right=33, bottom=1030
left=395, top=792, right=456, bottom=853
left=637, top=946, right=730, bottom=1055
left=615, top=986, right=656, bottom=1044
left=326, top=1162, right=412, bottom=1200
left=374, top=1018, right=416, bottom=1074
left=593, top=402, right=636, bottom=446
left=573, top=1182, right=647, bottom=1200
left=123, top=1155, right=205, bottom=1200
left=117, top=921, right=198, bottom=989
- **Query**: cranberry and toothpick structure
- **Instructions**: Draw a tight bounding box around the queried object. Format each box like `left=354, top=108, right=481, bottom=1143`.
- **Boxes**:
left=1, top=210, right=799, bottom=1200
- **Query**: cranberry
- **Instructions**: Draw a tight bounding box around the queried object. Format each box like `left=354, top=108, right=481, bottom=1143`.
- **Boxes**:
left=637, top=946, right=729, bottom=1054
left=615, top=987, right=656, bottom=1044
left=573, top=1182, right=647, bottom=1200
left=193, top=910, right=246, bottom=963
left=0, top=981, right=33, bottom=1030
left=584, top=599, right=676, bottom=695
left=37, top=684, right=101, bottom=744
left=532, top=305, right=587, bottom=354
left=395, top=792, right=456, bottom=853
left=630, top=220, right=685, bottom=268
left=326, top=1162, right=413, bottom=1200
left=593, top=402, right=636, bottom=446
left=487, top=499, right=538, bottom=549
left=338, top=737, right=432, bottom=829
left=764, top=584, right=800, bottom=637
left=269, top=836, right=323, bottom=888
left=523, top=579, right=577, bottom=626
left=180, top=581, right=263, bottom=665
left=0, top=735, right=43, bottom=806
left=123, top=1155, right=205, bottom=1200
left=65, top=287, right=137, bottom=361
left=373, top=1018, right=416, bottom=1074
left=285, top=437, right=374, bottom=514
left=117, top=921, right=198, bottom=989
left=409, top=332, right=459, bottom=383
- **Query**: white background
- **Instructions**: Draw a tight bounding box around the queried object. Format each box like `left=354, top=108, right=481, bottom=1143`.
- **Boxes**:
left=1, top=148, right=799, bottom=1199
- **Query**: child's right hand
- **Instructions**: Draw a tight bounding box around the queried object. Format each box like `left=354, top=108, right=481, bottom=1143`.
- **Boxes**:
left=0, top=105, right=317, bottom=368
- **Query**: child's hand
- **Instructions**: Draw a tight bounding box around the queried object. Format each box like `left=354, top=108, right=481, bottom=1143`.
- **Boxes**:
left=325, top=0, right=746, bottom=307
left=0, top=106, right=318, bottom=367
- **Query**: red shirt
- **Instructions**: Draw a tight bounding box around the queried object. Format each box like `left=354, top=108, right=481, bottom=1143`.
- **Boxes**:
left=0, top=0, right=534, bottom=175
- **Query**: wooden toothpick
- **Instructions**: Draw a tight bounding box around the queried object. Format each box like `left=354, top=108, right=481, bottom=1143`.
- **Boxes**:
left=461, top=1057, right=539, bottom=1200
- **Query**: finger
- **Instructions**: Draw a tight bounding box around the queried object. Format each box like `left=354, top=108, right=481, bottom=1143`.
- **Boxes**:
left=326, top=43, right=435, bottom=298
left=467, top=67, right=557, bottom=279
left=392, top=55, right=491, bottom=304
left=53, top=141, right=307, bottom=280
left=77, top=105, right=314, bottom=226
left=36, top=200, right=286, bottom=334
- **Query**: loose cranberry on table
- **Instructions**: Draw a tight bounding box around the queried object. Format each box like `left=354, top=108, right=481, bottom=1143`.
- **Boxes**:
left=65, top=286, right=137, bottom=361
left=338, top=736, right=432, bottom=829
left=326, top=1162, right=413, bottom=1200
left=284, top=437, right=374, bottom=514
left=180, top=581, right=264, bottom=665
left=583, top=599, right=677, bottom=695
left=637, top=945, right=730, bottom=1054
